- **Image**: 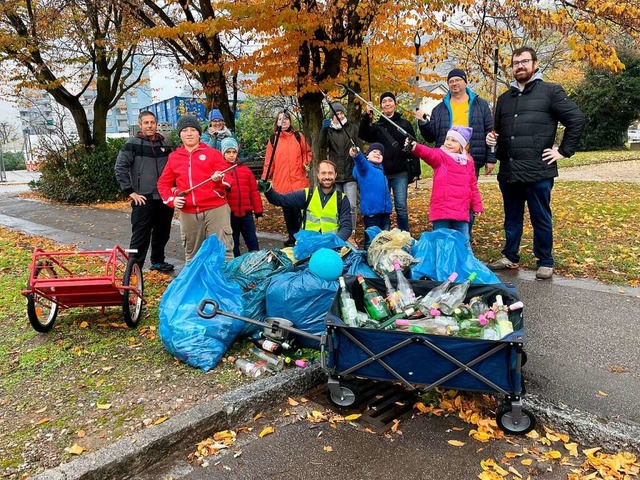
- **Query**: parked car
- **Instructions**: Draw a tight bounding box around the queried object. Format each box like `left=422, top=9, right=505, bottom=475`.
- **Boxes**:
left=628, top=129, right=640, bottom=142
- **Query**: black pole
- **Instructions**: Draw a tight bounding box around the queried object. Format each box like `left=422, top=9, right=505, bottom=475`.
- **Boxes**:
left=491, top=47, right=499, bottom=154
left=318, top=88, right=357, bottom=148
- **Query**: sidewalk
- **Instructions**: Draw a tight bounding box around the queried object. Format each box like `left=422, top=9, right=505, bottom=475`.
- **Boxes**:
left=1, top=185, right=638, bottom=479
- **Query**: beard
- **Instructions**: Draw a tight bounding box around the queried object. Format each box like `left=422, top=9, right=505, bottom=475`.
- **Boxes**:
left=514, top=68, right=534, bottom=83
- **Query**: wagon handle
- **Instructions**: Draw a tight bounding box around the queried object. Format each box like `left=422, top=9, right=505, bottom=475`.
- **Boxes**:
left=197, top=299, right=321, bottom=342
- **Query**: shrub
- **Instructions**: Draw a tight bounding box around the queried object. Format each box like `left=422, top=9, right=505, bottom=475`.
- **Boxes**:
left=1, top=152, right=26, bottom=171
left=33, top=138, right=128, bottom=204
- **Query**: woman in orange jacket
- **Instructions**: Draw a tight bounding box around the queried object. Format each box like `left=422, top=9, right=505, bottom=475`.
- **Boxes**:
left=261, top=111, right=312, bottom=246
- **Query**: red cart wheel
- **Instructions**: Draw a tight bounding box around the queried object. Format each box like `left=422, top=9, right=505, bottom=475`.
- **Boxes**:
left=26, top=261, right=59, bottom=333
left=122, top=259, right=144, bottom=328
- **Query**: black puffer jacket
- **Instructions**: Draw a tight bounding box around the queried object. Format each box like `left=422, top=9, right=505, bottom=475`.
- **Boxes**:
left=359, top=111, right=418, bottom=176
left=318, top=121, right=361, bottom=183
left=495, top=75, right=585, bottom=183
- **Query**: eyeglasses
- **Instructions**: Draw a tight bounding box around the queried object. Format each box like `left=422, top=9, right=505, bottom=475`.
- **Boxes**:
left=512, top=59, right=533, bottom=67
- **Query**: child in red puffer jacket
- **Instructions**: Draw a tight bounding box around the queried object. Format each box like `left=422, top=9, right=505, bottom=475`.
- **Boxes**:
left=222, top=137, right=263, bottom=257
left=405, top=125, right=483, bottom=250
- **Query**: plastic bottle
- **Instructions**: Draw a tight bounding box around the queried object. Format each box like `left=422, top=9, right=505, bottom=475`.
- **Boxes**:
left=338, top=276, right=358, bottom=327
left=382, top=273, right=404, bottom=314
left=235, top=358, right=267, bottom=378
left=393, top=260, right=416, bottom=306
left=438, top=272, right=478, bottom=315
left=357, top=275, right=391, bottom=320
left=250, top=346, right=284, bottom=371
left=417, top=272, right=459, bottom=315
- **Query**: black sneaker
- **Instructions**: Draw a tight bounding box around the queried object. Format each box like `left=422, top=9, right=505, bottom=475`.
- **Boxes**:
left=150, top=262, right=174, bottom=272
left=283, top=238, right=296, bottom=247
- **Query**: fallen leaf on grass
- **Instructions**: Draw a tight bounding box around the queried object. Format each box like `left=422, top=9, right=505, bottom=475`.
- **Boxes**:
left=65, top=443, right=86, bottom=455
left=79, top=321, right=89, bottom=329
left=448, top=440, right=465, bottom=447
left=36, top=418, right=51, bottom=425
left=101, top=366, right=114, bottom=372
left=35, top=406, right=47, bottom=414
left=77, top=430, right=86, bottom=438
left=259, top=426, right=274, bottom=438
left=96, top=403, right=112, bottom=410
left=96, top=379, right=105, bottom=387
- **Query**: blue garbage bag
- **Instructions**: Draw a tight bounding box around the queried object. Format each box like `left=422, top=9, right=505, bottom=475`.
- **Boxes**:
left=158, top=235, right=244, bottom=372
left=410, top=229, right=500, bottom=284
left=342, top=249, right=378, bottom=278
left=265, top=270, right=337, bottom=348
left=223, top=250, right=294, bottom=337
left=293, top=230, right=347, bottom=260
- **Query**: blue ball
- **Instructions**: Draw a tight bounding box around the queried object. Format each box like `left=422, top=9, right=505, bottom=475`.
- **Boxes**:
left=309, top=248, right=343, bottom=281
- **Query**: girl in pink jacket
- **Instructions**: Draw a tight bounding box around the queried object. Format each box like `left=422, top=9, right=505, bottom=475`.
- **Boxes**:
left=405, top=125, right=483, bottom=250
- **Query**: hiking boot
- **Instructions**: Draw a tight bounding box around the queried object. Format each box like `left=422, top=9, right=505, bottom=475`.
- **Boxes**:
left=487, top=257, right=519, bottom=270
left=536, top=266, right=553, bottom=280
left=150, top=262, right=174, bottom=272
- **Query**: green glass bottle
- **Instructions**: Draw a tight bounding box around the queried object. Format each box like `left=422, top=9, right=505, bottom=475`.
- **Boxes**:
left=357, top=275, right=391, bottom=321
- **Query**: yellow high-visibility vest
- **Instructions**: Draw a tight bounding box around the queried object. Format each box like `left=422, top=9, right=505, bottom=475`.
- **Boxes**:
left=303, top=187, right=341, bottom=235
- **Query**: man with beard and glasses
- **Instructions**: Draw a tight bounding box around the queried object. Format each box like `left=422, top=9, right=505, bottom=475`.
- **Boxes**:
left=258, top=160, right=352, bottom=242
left=486, top=47, right=585, bottom=280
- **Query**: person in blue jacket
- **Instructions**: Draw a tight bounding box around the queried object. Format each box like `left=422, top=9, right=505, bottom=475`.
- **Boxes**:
left=201, top=109, right=236, bottom=151
left=349, top=143, right=392, bottom=249
left=415, top=69, right=495, bottom=242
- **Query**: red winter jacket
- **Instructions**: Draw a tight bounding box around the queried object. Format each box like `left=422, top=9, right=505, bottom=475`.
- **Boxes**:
left=157, top=143, right=230, bottom=214
left=413, top=143, right=483, bottom=222
left=226, top=164, right=263, bottom=218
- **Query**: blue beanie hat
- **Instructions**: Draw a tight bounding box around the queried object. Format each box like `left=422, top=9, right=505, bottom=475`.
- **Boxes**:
left=366, top=142, right=385, bottom=156
left=221, top=137, right=239, bottom=154
left=208, top=109, right=224, bottom=122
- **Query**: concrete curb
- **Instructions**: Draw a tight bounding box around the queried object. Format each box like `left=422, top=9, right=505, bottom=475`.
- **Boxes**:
left=526, top=394, right=640, bottom=455
left=32, top=365, right=326, bottom=480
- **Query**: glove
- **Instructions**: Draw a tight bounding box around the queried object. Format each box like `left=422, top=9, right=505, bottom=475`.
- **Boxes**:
left=257, top=180, right=271, bottom=193
left=403, top=137, right=416, bottom=154
left=321, top=118, right=331, bottom=130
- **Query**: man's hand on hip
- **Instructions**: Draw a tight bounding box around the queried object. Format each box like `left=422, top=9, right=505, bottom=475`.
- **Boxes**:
left=542, top=148, right=564, bottom=164
left=130, top=193, right=146, bottom=206
left=484, top=163, right=495, bottom=175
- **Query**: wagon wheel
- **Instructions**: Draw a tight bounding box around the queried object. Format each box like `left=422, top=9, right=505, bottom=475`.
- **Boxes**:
left=122, top=258, right=144, bottom=328
left=496, top=402, right=536, bottom=435
left=327, top=381, right=360, bottom=408
left=26, top=261, right=59, bottom=333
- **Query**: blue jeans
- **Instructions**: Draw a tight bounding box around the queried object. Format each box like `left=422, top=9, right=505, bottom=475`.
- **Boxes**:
left=432, top=220, right=471, bottom=250
left=363, top=213, right=391, bottom=249
left=499, top=178, right=554, bottom=267
left=231, top=213, right=259, bottom=257
left=386, top=171, right=409, bottom=231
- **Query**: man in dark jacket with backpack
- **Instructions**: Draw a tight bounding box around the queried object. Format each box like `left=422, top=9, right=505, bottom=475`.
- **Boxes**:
left=359, top=92, right=419, bottom=232
left=486, top=47, right=585, bottom=280
left=115, top=111, right=175, bottom=271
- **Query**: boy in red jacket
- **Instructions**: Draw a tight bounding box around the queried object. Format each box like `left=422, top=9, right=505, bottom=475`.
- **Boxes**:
left=405, top=126, right=483, bottom=251
left=221, top=138, right=263, bottom=257
left=157, top=115, right=233, bottom=262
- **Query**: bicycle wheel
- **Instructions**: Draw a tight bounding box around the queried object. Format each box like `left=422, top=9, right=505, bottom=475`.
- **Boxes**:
left=26, top=261, right=59, bottom=333
left=122, top=258, right=144, bottom=328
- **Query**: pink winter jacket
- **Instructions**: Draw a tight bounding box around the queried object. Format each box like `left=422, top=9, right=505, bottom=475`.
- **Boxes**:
left=413, top=143, right=483, bottom=222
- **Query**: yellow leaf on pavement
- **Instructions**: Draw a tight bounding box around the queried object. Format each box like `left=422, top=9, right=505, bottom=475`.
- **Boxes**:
left=583, top=447, right=602, bottom=457
left=505, top=452, right=522, bottom=458
left=287, top=397, right=299, bottom=406
left=564, top=442, right=579, bottom=456
left=448, top=440, right=465, bottom=447
left=323, top=446, right=333, bottom=452
left=253, top=413, right=264, bottom=421
left=65, top=443, right=86, bottom=455
left=259, top=426, right=274, bottom=438
left=508, top=466, right=522, bottom=478
left=344, top=414, right=361, bottom=421
left=478, top=471, right=504, bottom=480
left=521, top=459, right=533, bottom=466
left=96, top=403, right=112, bottom=410
left=154, top=416, right=169, bottom=425
left=525, top=430, right=539, bottom=439
left=597, top=390, right=608, bottom=396
left=546, top=450, right=562, bottom=460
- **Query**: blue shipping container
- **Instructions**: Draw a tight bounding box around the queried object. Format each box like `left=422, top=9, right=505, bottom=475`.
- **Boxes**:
left=141, top=96, right=207, bottom=128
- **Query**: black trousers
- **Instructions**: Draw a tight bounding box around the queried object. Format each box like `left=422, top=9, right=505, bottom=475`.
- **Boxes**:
left=282, top=206, right=301, bottom=241
left=130, top=199, right=174, bottom=267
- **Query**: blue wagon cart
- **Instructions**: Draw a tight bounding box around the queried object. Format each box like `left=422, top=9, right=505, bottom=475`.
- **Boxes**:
left=197, top=276, right=535, bottom=435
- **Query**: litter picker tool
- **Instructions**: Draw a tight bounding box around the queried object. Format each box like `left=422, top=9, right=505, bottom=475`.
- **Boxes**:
left=338, top=83, right=416, bottom=143
left=317, top=87, right=358, bottom=149
left=177, top=159, right=244, bottom=197
left=491, top=47, right=499, bottom=154
left=262, top=108, right=287, bottom=182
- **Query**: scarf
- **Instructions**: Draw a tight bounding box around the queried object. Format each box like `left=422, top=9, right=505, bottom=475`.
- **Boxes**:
left=440, top=146, right=468, bottom=165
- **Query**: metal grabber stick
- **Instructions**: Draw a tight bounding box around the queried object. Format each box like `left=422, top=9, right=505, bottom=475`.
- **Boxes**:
left=177, top=159, right=245, bottom=197
left=491, top=47, right=499, bottom=154
left=317, top=86, right=358, bottom=149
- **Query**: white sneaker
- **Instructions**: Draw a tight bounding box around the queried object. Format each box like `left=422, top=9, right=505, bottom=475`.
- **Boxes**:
left=536, top=266, right=553, bottom=279
left=487, top=257, right=519, bottom=270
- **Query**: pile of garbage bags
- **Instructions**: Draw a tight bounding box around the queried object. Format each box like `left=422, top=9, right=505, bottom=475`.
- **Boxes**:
left=159, top=228, right=499, bottom=372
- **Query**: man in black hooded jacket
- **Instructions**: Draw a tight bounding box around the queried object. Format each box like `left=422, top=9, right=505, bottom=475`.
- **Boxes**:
left=486, top=47, right=585, bottom=280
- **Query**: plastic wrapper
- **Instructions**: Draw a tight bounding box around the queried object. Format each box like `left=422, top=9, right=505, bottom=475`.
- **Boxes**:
left=366, top=227, right=416, bottom=275
left=410, top=229, right=500, bottom=284
left=158, top=235, right=244, bottom=372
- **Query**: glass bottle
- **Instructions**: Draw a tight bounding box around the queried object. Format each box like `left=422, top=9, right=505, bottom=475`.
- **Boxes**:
left=468, top=296, right=489, bottom=318
left=417, top=272, right=459, bottom=315
left=480, top=311, right=500, bottom=340
left=235, top=358, right=267, bottom=378
left=393, top=260, right=416, bottom=306
left=438, top=272, right=477, bottom=315
left=357, top=275, right=391, bottom=320
left=251, top=346, right=284, bottom=371
left=382, top=273, right=404, bottom=314
left=494, top=294, right=514, bottom=338
left=338, top=276, right=358, bottom=327
left=395, top=316, right=459, bottom=335
left=252, top=337, right=283, bottom=354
